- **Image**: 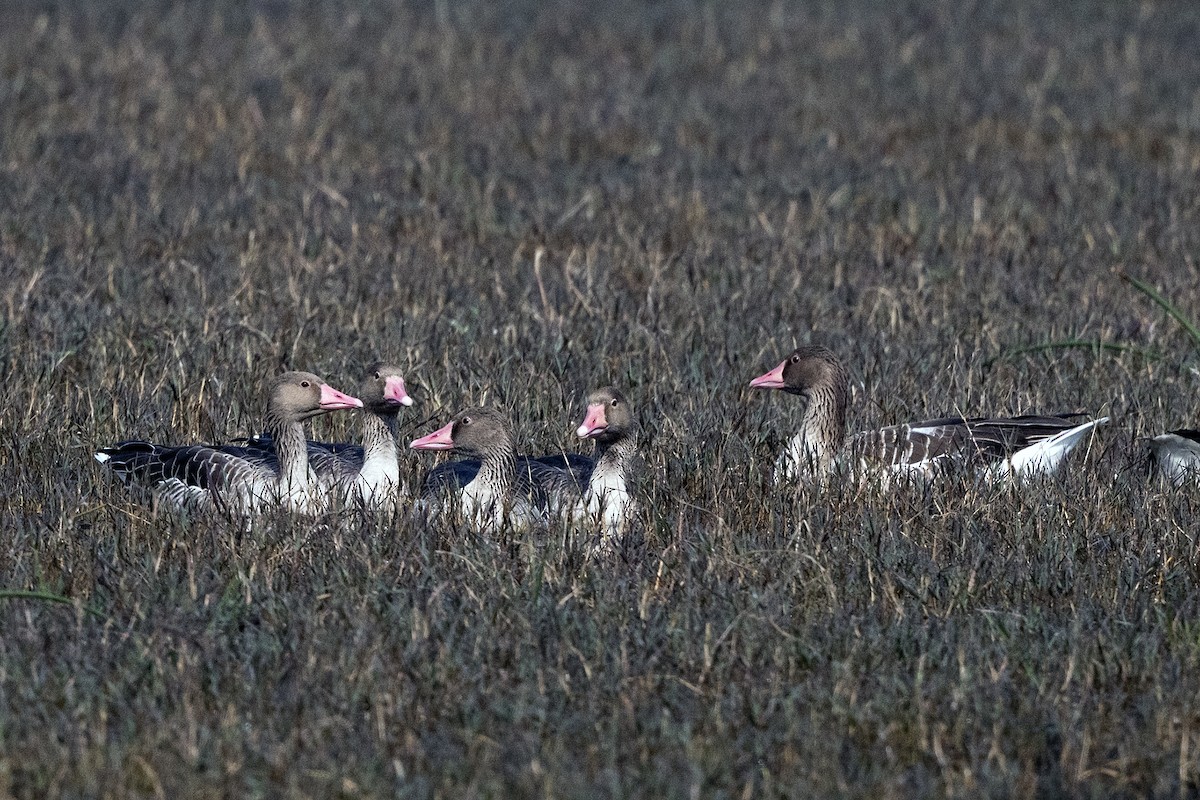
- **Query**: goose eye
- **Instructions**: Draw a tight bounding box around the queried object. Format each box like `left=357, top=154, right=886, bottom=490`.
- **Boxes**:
left=300, top=380, right=311, bottom=388
left=374, top=371, right=381, bottom=380
left=462, top=416, right=472, bottom=425
left=790, top=355, right=800, bottom=364
left=610, top=398, right=619, bottom=407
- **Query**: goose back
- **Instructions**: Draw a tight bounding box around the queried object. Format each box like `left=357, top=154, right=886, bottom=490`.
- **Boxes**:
left=95, top=372, right=362, bottom=514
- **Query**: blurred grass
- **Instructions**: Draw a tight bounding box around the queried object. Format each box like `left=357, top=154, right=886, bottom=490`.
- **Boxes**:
left=2, top=0, right=1200, bottom=797
left=1121, top=272, right=1200, bottom=355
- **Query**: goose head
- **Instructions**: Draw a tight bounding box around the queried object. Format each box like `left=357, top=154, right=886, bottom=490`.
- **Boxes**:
left=359, top=363, right=414, bottom=415
left=576, top=386, right=634, bottom=443
left=270, top=371, right=363, bottom=422
left=410, top=407, right=513, bottom=458
left=749, top=345, right=846, bottom=399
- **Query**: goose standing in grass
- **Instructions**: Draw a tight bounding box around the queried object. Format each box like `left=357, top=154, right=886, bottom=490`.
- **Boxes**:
left=1146, top=429, right=1200, bottom=485
left=95, top=372, right=363, bottom=514
left=749, top=345, right=1108, bottom=483
left=411, top=408, right=576, bottom=531
left=238, top=364, right=414, bottom=507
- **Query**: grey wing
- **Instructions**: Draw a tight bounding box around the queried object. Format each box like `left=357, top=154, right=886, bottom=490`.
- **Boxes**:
left=98, top=440, right=274, bottom=512
left=1148, top=430, right=1200, bottom=484
left=527, top=453, right=592, bottom=493
left=420, top=459, right=480, bottom=499
left=517, top=458, right=584, bottom=513
left=848, top=417, right=971, bottom=469
left=305, top=443, right=364, bottom=478
left=958, top=414, right=1089, bottom=462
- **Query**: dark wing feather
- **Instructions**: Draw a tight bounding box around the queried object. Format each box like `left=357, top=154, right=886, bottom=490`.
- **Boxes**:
left=98, top=439, right=273, bottom=510
left=959, top=414, right=1089, bottom=460
left=851, top=413, right=1092, bottom=470
left=516, top=458, right=584, bottom=513
left=1168, top=428, right=1200, bottom=444
left=231, top=432, right=364, bottom=477
left=530, top=453, right=592, bottom=492
left=420, top=459, right=481, bottom=499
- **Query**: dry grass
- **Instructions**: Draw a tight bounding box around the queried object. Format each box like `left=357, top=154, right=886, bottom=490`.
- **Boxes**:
left=2, top=1, right=1200, bottom=797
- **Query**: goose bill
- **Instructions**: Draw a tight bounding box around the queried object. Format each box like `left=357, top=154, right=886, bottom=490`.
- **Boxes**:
left=577, top=403, right=609, bottom=438
left=384, top=376, right=415, bottom=407
left=319, top=385, right=364, bottom=410
left=410, top=422, right=455, bottom=450
left=749, top=360, right=787, bottom=389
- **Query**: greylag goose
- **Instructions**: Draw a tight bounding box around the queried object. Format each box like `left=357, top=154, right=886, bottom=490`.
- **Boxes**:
left=410, top=408, right=574, bottom=531
left=237, top=364, right=414, bottom=506
left=569, top=386, right=642, bottom=536
left=750, top=345, right=1109, bottom=483
left=95, top=372, right=363, bottom=513
left=1146, top=429, right=1200, bottom=485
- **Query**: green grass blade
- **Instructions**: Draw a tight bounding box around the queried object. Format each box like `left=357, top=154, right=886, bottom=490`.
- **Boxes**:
left=1120, top=272, right=1200, bottom=351
left=0, top=589, right=106, bottom=619
left=985, top=339, right=1162, bottom=368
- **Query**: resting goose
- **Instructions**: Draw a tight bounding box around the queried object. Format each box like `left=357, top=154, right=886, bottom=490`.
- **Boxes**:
left=750, top=345, right=1108, bottom=483
left=238, top=364, right=414, bottom=506
left=95, top=372, right=363, bottom=514
left=1146, top=429, right=1200, bottom=485
left=568, top=386, right=642, bottom=536
left=411, top=408, right=572, bottom=531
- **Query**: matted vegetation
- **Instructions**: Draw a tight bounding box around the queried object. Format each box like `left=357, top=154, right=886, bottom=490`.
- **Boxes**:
left=2, top=1, right=1199, bottom=797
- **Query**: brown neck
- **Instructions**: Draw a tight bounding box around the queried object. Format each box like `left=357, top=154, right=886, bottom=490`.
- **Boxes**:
left=798, top=370, right=849, bottom=473
left=475, top=442, right=516, bottom=495
left=265, top=409, right=311, bottom=487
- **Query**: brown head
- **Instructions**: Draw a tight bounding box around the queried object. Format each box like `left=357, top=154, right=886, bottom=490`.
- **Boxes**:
left=409, top=407, right=514, bottom=458
left=268, top=371, right=363, bottom=422
left=576, top=386, right=636, bottom=444
left=358, top=362, right=414, bottom=416
left=749, top=345, right=848, bottom=399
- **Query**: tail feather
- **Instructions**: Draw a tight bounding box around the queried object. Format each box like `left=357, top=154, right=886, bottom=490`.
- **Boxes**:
left=1003, top=417, right=1109, bottom=477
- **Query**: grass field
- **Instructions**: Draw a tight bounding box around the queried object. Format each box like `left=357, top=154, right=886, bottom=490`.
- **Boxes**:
left=3, top=0, right=1200, bottom=796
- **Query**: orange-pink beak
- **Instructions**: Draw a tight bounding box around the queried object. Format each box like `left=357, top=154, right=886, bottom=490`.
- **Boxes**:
left=384, top=375, right=414, bottom=407
left=577, top=403, right=608, bottom=438
left=410, top=421, right=455, bottom=450
left=749, top=360, right=787, bottom=390
left=319, top=384, right=364, bottom=410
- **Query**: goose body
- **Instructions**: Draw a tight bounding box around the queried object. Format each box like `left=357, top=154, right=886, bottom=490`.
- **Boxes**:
left=751, top=346, right=1107, bottom=484
left=411, top=408, right=574, bottom=531
left=95, top=372, right=363, bottom=514
left=571, top=386, right=641, bottom=536
left=1147, top=429, right=1200, bottom=485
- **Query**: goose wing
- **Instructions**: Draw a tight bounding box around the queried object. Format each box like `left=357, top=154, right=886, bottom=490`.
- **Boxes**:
left=96, top=440, right=275, bottom=511
left=529, top=452, right=593, bottom=491
left=959, top=414, right=1089, bottom=459
left=847, top=416, right=972, bottom=472
left=516, top=458, right=584, bottom=513
left=231, top=432, right=364, bottom=477
left=419, top=459, right=481, bottom=499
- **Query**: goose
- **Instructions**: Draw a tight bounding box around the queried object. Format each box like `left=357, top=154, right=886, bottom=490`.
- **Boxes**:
left=95, top=372, right=363, bottom=514
left=236, top=364, right=414, bottom=507
left=749, top=345, right=1109, bottom=483
left=410, top=408, right=575, bottom=531
left=1146, top=429, right=1200, bottom=485
left=566, top=386, right=642, bottom=536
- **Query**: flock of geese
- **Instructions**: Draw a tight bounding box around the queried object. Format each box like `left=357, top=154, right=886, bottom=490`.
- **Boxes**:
left=95, top=345, right=1200, bottom=536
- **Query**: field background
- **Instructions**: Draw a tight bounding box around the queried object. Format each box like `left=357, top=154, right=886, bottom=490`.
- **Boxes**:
left=2, top=0, right=1200, bottom=797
